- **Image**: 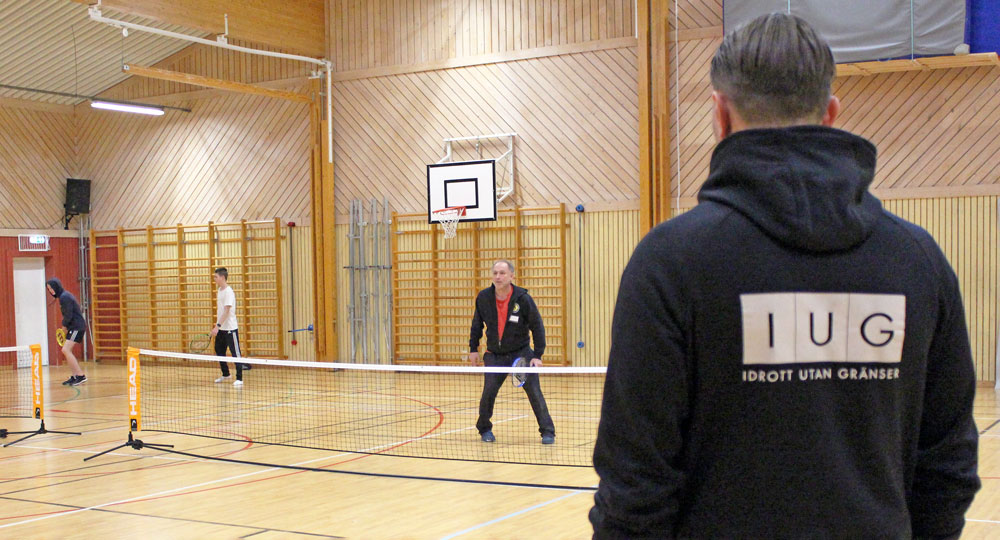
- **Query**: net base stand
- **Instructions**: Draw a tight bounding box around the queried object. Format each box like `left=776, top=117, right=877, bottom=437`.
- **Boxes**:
left=1, top=419, right=81, bottom=447
left=84, top=431, right=174, bottom=461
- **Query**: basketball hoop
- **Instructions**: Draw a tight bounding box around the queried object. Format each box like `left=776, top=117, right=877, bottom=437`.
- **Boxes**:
left=432, top=206, right=466, bottom=239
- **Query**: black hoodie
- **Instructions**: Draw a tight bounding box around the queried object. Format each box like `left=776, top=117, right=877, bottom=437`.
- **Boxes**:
left=47, top=278, right=86, bottom=332
left=591, top=127, right=980, bottom=539
left=469, top=284, right=545, bottom=358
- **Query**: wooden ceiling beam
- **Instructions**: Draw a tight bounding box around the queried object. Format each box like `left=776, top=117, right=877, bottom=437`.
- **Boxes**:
left=72, top=0, right=324, bottom=58
left=123, top=64, right=312, bottom=103
left=836, top=52, right=999, bottom=77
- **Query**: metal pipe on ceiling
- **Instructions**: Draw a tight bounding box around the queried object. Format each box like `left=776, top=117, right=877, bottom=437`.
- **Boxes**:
left=88, top=5, right=333, bottom=163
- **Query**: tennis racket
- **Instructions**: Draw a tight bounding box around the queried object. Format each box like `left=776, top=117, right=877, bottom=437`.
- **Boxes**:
left=56, top=328, right=66, bottom=347
left=189, top=333, right=212, bottom=353
left=511, top=357, right=529, bottom=388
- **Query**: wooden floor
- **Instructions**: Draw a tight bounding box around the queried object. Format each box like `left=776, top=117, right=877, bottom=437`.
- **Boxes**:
left=1, top=363, right=998, bottom=539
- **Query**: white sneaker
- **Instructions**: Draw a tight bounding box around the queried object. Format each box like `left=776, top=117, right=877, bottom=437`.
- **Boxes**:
left=215, top=375, right=232, bottom=383
left=233, top=380, right=244, bottom=387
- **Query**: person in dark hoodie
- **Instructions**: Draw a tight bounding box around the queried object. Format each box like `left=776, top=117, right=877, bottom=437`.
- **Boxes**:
left=46, top=278, right=87, bottom=386
left=590, top=13, right=980, bottom=539
left=469, top=259, right=555, bottom=444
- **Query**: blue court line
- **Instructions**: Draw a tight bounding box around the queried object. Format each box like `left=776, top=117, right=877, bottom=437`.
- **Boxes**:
left=440, top=490, right=586, bottom=540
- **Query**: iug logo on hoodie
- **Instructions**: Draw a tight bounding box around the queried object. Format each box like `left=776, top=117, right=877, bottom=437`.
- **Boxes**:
left=740, top=293, right=906, bottom=365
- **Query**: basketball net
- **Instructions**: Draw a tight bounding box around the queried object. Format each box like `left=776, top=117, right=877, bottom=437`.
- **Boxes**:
left=433, top=207, right=465, bottom=239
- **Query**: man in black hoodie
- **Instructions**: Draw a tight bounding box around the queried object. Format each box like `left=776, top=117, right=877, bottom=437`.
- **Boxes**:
left=590, top=13, right=980, bottom=539
left=46, top=278, right=87, bottom=386
left=469, top=259, right=555, bottom=444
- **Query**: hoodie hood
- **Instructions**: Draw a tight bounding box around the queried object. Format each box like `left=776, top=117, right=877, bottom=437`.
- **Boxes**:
left=697, top=126, right=882, bottom=252
left=46, top=278, right=65, bottom=298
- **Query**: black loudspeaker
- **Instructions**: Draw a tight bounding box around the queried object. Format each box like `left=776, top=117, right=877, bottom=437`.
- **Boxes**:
left=65, top=178, right=91, bottom=214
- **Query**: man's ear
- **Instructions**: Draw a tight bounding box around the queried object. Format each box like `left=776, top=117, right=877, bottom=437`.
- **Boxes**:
left=821, top=96, right=841, bottom=127
left=712, top=91, right=732, bottom=141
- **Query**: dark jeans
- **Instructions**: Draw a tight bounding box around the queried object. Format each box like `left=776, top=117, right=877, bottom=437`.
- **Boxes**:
left=476, top=349, right=555, bottom=437
left=215, top=329, right=243, bottom=381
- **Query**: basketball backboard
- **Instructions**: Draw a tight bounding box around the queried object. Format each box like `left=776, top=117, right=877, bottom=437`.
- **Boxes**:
left=426, top=159, right=497, bottom=223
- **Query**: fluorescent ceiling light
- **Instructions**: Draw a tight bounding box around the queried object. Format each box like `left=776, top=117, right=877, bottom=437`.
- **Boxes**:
left=90, top=100, right=164, bottom=116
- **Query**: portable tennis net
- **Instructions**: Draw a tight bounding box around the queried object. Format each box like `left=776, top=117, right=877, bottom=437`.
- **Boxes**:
left=121, top=348, right=606, bottom=469
left=0, top=345, right=33, bottom=419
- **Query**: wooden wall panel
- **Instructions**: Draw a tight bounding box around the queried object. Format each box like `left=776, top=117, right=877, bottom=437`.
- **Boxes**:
left=330, top=208, right=637, bottom=365
left=391, top=207, right=569, bottom=366
left=75, top=89, right=312, bottom=230
left=884, top=197, right=998, bottom=382
left=283, top=224, right=316, bottom=361
left=667, top=0, right=722, bottom=31
left=0, top=108, right=77, bottom=229
left=330, top=0, right=636, bottom=72
left=567, top=208, right=640, bottom=366
left=837, top=67, right=1000, bottom=194
left=72, top=0, right=326, bottom=58
left=333, top=47, right=639, bottom=215
left=93, top=221, right=315, bottom=362
left=666, top=10, right=1000, bottom=205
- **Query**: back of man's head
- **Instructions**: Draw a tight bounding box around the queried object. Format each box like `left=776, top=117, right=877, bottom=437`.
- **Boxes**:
left=710, top=12, right=835, bottom=126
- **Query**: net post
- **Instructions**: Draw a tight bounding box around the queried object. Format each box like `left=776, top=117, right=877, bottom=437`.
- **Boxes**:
left=85, top=347, right=173, bottom=461
left=30, top=344, right=43, bottom=421
left=2, top=344, right=81, bottom=447
left=128, top=346, right=141, bottom=432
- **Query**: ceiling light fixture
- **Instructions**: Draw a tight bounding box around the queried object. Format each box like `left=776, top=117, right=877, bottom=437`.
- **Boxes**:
left=0, top=83, right=189, bottom=115
left=90, top=99, right=164, bottom=116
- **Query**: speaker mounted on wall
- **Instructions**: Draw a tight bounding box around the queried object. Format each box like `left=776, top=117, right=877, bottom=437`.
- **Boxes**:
left=64, top=178, right=91, bottom=229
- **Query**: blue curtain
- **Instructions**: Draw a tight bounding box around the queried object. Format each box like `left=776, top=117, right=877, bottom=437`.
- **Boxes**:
left=969, top=0, right=1000, bottom=53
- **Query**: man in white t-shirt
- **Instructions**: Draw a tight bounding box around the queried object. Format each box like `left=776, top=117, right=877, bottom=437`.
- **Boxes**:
left=211, top=267, right=248, bottom=386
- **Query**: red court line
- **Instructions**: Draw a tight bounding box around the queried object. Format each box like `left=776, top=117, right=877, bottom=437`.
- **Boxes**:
left=0, top=509, right=73, bottom=521
left=107, top=394, right=445, bottom=507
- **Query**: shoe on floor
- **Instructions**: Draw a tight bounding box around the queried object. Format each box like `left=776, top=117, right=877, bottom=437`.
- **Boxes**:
left=69, top=375, right=87, bottom=386
left=215, top=375, right=232, bottom=383
left=62, top=375, right=80, bottom=386
left=233, top=380, right=244, bottom=387
left=542, top=434, right=555, bottom=445
left=481, top=431, right=495, bottom=443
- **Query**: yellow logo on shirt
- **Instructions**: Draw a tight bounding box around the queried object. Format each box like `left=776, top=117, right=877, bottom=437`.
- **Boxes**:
left=512, top=303, right=520, bottom=313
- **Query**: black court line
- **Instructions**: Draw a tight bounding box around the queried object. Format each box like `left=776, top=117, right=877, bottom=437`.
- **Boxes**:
left=135, top=445, right=599, bottom=492
left=0, top=436, right=255, bottom=496
left=0, top=495, right=343, bottom=538
left=982, top=419, right=1000, bottom=435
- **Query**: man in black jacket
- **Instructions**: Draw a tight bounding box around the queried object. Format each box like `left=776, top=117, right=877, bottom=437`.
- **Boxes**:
left=46, top=278, right=87, bottom=386
left=469, top=259, right=555, bottom=444
left=590, top=13, right=980, bottom=539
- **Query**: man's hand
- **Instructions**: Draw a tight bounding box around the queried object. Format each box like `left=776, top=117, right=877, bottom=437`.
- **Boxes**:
left=530, top=358, right=542, bottom=367
left=211, top=326, right=219, bottom=337
left=60, top=326, right=67, bottom=334
left=468, top=352, right=480, bottom=365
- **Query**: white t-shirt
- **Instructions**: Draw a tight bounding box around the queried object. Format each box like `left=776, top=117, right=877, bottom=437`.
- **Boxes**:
left=217, top=285, right=238, bottom=331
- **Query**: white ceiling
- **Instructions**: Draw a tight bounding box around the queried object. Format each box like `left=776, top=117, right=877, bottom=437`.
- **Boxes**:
left=0, top=0, right=207, bottom=105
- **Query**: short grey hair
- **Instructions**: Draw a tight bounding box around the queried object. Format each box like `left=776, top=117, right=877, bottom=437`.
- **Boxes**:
left=710, top=12, right=835, bottom=125
left=493, top=259, right=515, bottom=273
